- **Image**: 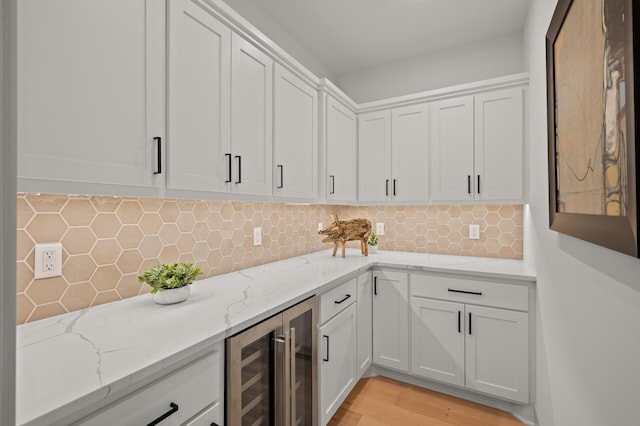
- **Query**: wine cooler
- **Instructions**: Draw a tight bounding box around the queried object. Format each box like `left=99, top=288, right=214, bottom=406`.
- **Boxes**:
left=227, top=296, right=317, bottom=426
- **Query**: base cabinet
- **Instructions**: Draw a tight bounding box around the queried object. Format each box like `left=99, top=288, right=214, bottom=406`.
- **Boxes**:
left=356, top=272, right=373, bottom=377
left=372, top=271, right=409, bottom=372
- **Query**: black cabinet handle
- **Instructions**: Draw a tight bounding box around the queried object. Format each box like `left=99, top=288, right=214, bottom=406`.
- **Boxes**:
left=225, top=154, right=232, bottom=183
left=323, top=335, right=329, bottom=362
left=393, top=179, right=397, bottom=196
left=467, top=175, right=471, bottom=194
left=211, top=423, right=219, bottom=426
left=477, top=175, right=481, bottom=194
left=277, top=165, right=284, bottom=189
left=468, top=312, right=472, bottom=335
left=385, top=179, right=389, bottom=196
left=458, top=310, right=461, bottom=333
left=448, top=288, right=482, bottom=296
left=235, top=156, right=242, bottom=184
left=373, top=276, right=377, bottom=295
left=334, top=294, right=351, bottom=304
left=147, top=402, right=179, bottom=426
left=153, top=137, right=162, bottom=174
left=329, top=175, right=335, bottom=194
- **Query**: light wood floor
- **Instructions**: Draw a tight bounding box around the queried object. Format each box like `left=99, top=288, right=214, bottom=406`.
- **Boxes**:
left=327, top=376, right=524, bottom=426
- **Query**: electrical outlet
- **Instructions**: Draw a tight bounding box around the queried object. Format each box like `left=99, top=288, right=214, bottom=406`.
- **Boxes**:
left=469, top=224, right=480, bottom=240
left=317, top=223, right=323, bottom=232
left=34, top=243, right=62, bottom=279
left=253, top=227, right=262, bottom=246
left=376, top=222, right=385, bottom=235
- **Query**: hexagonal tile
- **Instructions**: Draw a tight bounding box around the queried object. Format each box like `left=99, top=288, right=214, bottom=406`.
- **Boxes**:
left=177, top=212, right=196, bottom=233
left=193, top=241, right=209, bottom=262
left=177, top=199, right=196, bottom=211
left=192, top=203, right=209, bottom=222
left=206, top=249, right=223, bottom=269
left=116, top=274, right=143, bottom=299
left=116, top=249, right=143, bottom=274
left=138, top=197, right=163, bottom=212
left=90, top=239, right=121, bottom=265
left=138, top=213, right=162, bottom=235
left=17, top=196, right=34, bottom=229
left=90, top=196, right=121, bottom=212
left=207, top=231, right=223, bottom=250
left=193, top=222, right=209, bottom=242
left=159, top=201, right=180, bottom=223
left=28, top=302, right=67, bottom=322
left=207, top=212, right=223, bottom=231
left=159, top=223, right=180, bottom=245
left=177, top=233, right=196, bottom=254
left=16, top=230, right=34, bottom=261
left=139, top=236, right=163, bottom=259
left=64, top=255, right=97, bottom=283
left=16, top=261, right=33, bottom=293
left=472, top=205, right=488, bottom=219
left=91, top=264, right=122, bottom=292
left=26, top=214, right=67, bottom=243
left=61, top=198, right=97, bottom=226
left=498, top=220, right=516, bottom=233
left=62, top=228, right=97, bottom=255
left=158, top=245, right=180, bottom=264
left=60, top=282, right=97, bottom=312
left=26, top=276, right=68, bottom=305
left=91, top=213, right=122, bottom=238
left=93, top=290, right=121, bottom=306
left=116, top=225, right=144, bottom=249
left=116, top=200, right=144, bottom=225
left=485, top=238, right=501, bottom=253
left=25, top=194, right=67, bottom=212
left=16, top=294, right=35, bottom=325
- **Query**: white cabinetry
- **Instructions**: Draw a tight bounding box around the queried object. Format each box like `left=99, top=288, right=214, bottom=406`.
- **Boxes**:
left=356, top=272, right=373, bottom=377
left=17, top=0, right=165, bottom=196
left=359, top=104, right=428, bottom=203
left=274, top=65, right=318, bottom=200
left=326, top=96, right=357, bottom=203
left=410, top=274, right=529, bottom=403
left=430, top=87, right=524, bottom=202
left=372, top=270, right=409, bottom=372
left=318, top=280, right=358, bottom=426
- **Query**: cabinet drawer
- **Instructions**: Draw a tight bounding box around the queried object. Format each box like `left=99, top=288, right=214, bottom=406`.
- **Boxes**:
left=410, top=274, right=528, bottom=311
left=78, top=350, right=221, bottom=426
left=185, top=401, right=222, bottom=426
left=319, top=278, right=357, bottom=324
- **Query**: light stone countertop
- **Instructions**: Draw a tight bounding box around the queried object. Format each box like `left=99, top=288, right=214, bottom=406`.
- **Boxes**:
left=16, top=249, right=535, bottom=426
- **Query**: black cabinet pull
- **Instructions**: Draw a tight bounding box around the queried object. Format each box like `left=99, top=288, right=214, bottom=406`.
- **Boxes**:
left=393, top=179, right=397, bottom=196
left=385, top=179, right=389, bottom=196
left=277, top=165, right=284, bottom=189
left=153, top=137, right=162, bottom=175
left=329, top=175, right=335, bottom=194
left=458, top=310, right=461, bottom=333
left=373, top=276, right=377, bottom=295
left=467, top=175, right=471, bottom=194
left=468, top=312, right=472, bottom=335
left=147, top=402, right=179, bottom=426
left=477, top=175, right=481, bottom=194
left=334, top=294, right=351, bottom=304
left=323, top=335, right=329, bottom=361
left=448, top=288, right=482, bottom=296
left=211, top=423, right=219, bottom=426
left=235, top=156, right=242, bottom=184
left=225, top=154, right=232, bottom=183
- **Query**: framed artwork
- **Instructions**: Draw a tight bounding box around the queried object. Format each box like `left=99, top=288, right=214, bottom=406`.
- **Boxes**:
left=546, top=0, right=640, bottom=257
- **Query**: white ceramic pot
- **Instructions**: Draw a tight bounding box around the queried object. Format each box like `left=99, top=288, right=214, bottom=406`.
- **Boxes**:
left=152, top=285, right=191, bottom=305
left=368, top=245, right=377, bottom=254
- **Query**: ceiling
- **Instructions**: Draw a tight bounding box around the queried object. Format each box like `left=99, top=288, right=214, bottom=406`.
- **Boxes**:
left=237, top=0, right=531, bottom=76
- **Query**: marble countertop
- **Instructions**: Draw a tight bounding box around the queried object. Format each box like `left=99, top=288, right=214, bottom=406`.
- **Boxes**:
left=16, top=249, right=535, bottom=426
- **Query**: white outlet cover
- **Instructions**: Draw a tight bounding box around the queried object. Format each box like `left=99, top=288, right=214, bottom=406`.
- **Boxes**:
left=253, top=227, right=262, bottom=246
left=376, top=222, right=385, bottom=235
left=34, top=243, right=63, bottom=279
left=469, top=224, right=480, bottom=240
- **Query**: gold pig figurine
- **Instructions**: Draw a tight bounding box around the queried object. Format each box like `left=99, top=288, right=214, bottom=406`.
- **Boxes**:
left=318, top=215, right=372, bottom=258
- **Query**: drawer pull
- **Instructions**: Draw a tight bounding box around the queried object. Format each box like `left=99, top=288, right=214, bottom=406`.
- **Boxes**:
left=323, top=335, right=330, bottom=362
left=457, top=310, right=461, bottom=333
left=374, top=277, right=378, bottom=296
left=147, top=402, right=179, bottom=426
left=469, top=312, right=472, bottom=335
left=153, top=137, right=162, bottom=174
left=448, top=288, right=482, bottom=296
left=334, top=294, right=351, bottom=304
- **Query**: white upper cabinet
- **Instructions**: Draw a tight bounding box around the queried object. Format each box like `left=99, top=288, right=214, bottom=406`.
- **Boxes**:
left=167, top=0, right=231, bottom=194
left=17, top=0, right=165, bottom=196
left=358, top=104, right=428, bottom=203
left=430, top=87, right=524, bottom=202
left=273, top=65, right=318, bottom=200
left=326, top=97, right=357, bottom=203
left=230, top=33, right=273, bottom=196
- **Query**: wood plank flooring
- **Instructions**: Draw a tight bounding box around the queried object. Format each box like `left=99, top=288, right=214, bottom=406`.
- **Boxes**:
left=327, top=376, right=524, bottom=426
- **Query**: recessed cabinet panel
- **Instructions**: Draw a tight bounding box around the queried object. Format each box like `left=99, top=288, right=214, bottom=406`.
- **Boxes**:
left=358, top=110, right=392, bottom=202
left=372, top=271, right=408, bottom=372
left=167, top=0, right=231, bottom=193
left=326, top=98, right=357, bottom=202
left=391, top=104, right=429, bottom=202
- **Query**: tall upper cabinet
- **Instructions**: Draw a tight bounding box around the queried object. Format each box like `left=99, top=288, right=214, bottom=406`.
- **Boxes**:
left=430, top=87, right=524, bottom=202
left=324, top=92, right=357, bottom=203
left=273, top=65, right=318, bottom=200
left=17, top=0, right=165, bottom=196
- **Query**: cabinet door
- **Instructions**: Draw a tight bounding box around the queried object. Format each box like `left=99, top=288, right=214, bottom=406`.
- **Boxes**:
left=184, top=401, right=221, bottom=426
left=319, top=304, right=357, bottom=426
left=231, top=33, right=273, bottom=196
left=411, top=297, right=465, bottom=387
left=274, top=65, right=318, bottom=199
left=465, top=305, right=529, bottom=403
left=474, top=88, right=524, bottom=201
left=167, top=0, right=231, bottom=193
left=326, top=97, right=357, bottom=202
left=356, top=272, right=373, bottom=378
left=391, top=103, right=429, bottom=202
left=430, top=96, right=474, bottom=201
left=358, top=110, right=392, bottom=203
left=372, top=271, right=408, bottom=372
left=18, top=0, right=164, bottom=195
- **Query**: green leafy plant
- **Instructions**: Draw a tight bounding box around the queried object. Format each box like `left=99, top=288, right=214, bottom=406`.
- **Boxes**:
left=138, top=262, right=203, bottom=294
left=368, top=231, right=378, bottom=246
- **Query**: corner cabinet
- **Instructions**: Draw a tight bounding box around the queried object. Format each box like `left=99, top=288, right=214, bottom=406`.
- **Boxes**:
left=17, top=0, right=165, bottom=196
left=430, top=87, right=524, bottom=202
left=274, top=65, right=318, bottom=200
left=325, top=96, right=357, bottom=203
left=372, top=270, right=409, bottom=372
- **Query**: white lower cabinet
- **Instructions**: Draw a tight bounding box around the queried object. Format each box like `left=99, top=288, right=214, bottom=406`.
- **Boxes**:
left=318, top=281, right=358, bottom=426
left=76, top=346, right=223, bottom=425
left=356, top=272, right=373, bottom=378
left=372, top=270, right=409, bottom=372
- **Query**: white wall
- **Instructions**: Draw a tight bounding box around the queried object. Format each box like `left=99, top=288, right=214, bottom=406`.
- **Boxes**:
left=336, top=32, right=525, bottom=103
left=220, top=0, right=336, bottom=81
left=523, top=1, right=640, bottom=425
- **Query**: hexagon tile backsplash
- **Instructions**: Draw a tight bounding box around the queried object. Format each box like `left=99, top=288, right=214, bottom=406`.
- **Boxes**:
left=16, top=193, right=523, bottom=324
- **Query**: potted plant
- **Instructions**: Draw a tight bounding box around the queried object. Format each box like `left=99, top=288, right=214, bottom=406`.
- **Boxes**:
left=368, top=231, right=378, bottom=254
left=138, top=262, right=203, bottom=305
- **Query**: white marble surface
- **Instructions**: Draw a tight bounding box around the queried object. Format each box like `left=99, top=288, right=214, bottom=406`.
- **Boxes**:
left=16, top=249, right=535, bottom=425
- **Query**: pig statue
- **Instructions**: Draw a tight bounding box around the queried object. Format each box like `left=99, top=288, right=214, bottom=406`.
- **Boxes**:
left=318, top=214, right=372, bottom=258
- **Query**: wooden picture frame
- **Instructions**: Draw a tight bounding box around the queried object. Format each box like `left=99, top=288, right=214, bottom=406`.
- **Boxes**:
left=546, top=0, right=640, bottom=257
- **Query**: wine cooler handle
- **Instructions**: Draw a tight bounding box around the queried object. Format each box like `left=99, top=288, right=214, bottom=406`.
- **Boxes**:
left=290, top=327, right=296, bottom=426
left=146, top=402, right=178, bottom=426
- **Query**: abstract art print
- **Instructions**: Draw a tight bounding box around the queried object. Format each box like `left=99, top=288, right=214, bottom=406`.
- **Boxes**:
left=546, top=0, right=640, bottom=256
